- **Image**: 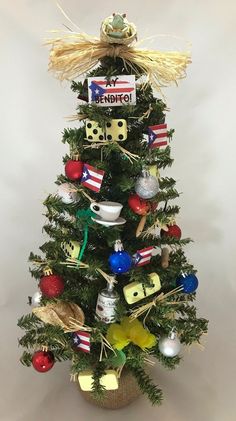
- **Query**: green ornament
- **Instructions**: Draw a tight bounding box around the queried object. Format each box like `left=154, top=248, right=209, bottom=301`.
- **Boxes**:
left=109, top=350, right=126, bottom=368
left=75, top=209, right=95, bottom=261
left=76, top=209, right=95, bottom=224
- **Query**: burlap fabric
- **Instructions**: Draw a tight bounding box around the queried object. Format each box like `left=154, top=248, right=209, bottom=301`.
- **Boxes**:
left=77, top=369, right=142, bottom=409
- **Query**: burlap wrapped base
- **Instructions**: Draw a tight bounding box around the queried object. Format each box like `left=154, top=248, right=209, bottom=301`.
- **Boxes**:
left=77, top=369, right=142, bottom=409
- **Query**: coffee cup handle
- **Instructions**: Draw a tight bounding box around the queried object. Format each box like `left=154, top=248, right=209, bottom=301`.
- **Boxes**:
left=90, top=202, right=101, bottom=216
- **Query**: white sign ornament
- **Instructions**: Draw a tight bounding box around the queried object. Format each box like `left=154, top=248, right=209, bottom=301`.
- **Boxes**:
left=88, top=75, right=136, bottom=107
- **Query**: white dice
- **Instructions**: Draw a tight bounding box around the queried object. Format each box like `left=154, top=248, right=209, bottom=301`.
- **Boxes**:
left=85, top=119, right=127, bottom=142
left=85, top=121, right=105, bottom=141
left=105, top=119, right=127, bottom=141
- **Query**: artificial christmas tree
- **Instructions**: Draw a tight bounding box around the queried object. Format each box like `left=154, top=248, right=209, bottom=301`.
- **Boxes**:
left=18, top=12, right=208, bottom=407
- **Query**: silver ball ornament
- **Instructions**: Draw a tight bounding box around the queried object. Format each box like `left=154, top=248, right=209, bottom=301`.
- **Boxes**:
left=158, top=332, right=181, bottom=357
left=135, top=170, right=159, bottom=199
left=56, top=183, right=79, bottom=204
left=31, top=291, right=42, bottom=307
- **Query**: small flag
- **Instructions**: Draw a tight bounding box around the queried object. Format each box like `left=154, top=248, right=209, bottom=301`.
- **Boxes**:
left=72, top=331, right=91, bottom=353
left=134, top=246, right=154, bottom=267
left=148, top=124, right=168, bottom=149
left=81, top=164, right=105, bottom=193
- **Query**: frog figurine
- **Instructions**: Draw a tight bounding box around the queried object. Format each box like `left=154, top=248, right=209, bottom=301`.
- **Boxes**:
left=104, top=13, right=131, bottom=39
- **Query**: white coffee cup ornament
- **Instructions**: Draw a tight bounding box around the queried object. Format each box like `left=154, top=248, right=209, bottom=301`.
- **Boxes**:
left=90, top=201, right=123, bottom=221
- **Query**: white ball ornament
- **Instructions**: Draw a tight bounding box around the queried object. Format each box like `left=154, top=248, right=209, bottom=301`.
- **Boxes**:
left=135, top=169, right=159, bottom=199
left=158, top=331, right=181, bottom=357
left=31, top=291, right=42, bottom=307
left=56, top=183, right=79, bottom=204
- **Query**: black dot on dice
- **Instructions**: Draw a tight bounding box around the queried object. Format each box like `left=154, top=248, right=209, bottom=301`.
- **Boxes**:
left=88, top=135, right=93, bottom=140
left=118, top=134, right=124, bottom=140
left=107, top=135, right=112, bottom=140
left=133, top=292, right=138, bottom=297
left=99, top=135, right=104, bottom=140
left=106, top=122, right=111, bottom=128
left=118, top=121, right=123, bottom=127
left=87, top=123, right=92, bottom=128
left=93, top=129, right=98, bottom=134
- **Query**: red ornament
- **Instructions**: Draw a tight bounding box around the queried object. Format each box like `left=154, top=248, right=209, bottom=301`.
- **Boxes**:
left=149, top=201, right=158, bottom=212
left=161, top=224, right=182, bottom=239
left=128, top=194, right=150, bottom=215
left=39, top=274, right=64, bottom=298
left=32, top=351, right=55, bottom=373
left=65, top=159, right=83, bottom=181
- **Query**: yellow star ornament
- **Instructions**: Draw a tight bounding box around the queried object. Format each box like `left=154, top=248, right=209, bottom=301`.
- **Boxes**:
left=106, top=317, right=156, bottom=350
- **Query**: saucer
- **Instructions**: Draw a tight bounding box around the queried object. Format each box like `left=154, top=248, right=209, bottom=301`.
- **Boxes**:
left=92, top=215, right=126, bottom=227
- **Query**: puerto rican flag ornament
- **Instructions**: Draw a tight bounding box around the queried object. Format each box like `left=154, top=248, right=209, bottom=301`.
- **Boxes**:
left=81, top=163, right=105, bottom=193
left=134, top=246, right=154, bottom=267
left=88, top=75, right=136, bottom=107
left=148, top=123, right=168, bottom=149
left=72, top=331, right=91, bottom=353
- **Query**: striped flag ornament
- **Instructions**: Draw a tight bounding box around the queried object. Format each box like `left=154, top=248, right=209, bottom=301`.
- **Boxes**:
left=81, top=163, right=105, bottom=193
left=148, top=123, right=168, bottom=149
left=88, top=75, right=136, bottom=106
left=72, top=331, right=91, bottom=353
left=133, top=246, right=154, bottom=267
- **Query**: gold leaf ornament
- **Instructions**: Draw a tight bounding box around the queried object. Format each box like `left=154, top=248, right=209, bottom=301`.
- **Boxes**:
left=32, top=301, right=85, bottom=330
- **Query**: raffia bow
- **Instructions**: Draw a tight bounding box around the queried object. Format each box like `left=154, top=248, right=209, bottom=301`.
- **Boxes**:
left=46, top=28, right=191, bottom=93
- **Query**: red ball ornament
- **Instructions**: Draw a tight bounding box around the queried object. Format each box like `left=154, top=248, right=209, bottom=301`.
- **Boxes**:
left=161, top=224, right=182, bottom=239
left=65, top=159, right=83, bottom=181
left=32, top=351, right=55, bottom=373
left=39, top=273, right=64, bottom=298
left=128, top=194, right=150, bottom=215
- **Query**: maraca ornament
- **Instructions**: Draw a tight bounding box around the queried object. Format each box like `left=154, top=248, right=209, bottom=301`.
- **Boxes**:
left=128, top=194, right=150, bottom=215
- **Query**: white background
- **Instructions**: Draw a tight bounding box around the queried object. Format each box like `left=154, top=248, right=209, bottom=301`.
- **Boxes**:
left=0, top=1, right=235, bottom=420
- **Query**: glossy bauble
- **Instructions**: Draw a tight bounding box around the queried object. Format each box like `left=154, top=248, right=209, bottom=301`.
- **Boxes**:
left=161, top=224, right=182, bottom=239
left=32, top=351, right=55, bottom=372
left=135, top=170, right=159, bottom=199
left=128, top=194, right=150, bottom=215
left=176, top=273, right=199, bottom=294
left=158, top=332, right=181, bottom=357
left=109, top=250, right=132, bottom=274
left=39, top=274, right=64, bottom=298
left=56, top=183, right=79, bottom=204
left=65, top=159, right=83, bottom=181
left=31, top=291, right=42, bottom=307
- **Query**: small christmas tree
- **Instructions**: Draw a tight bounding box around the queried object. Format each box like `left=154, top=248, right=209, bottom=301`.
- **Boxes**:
left=18, top=13, right=208, bottom=406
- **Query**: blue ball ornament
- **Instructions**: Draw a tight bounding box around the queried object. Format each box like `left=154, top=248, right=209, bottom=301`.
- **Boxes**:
left=109, top=250, right=132, bottom=274
left=176, top=273, right=199, bottom=294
